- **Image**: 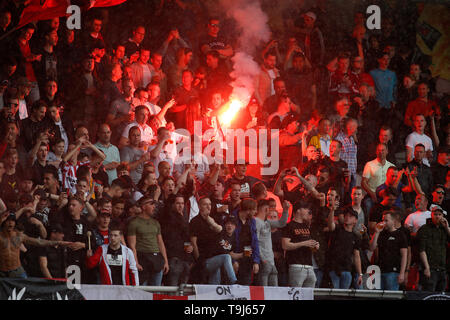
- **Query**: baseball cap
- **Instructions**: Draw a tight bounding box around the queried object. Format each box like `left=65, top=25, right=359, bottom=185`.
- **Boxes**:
left=49, top=223, right=64, bottom=234
left=138, top=196, right=156, bottom=207
left=430, top=204, right=446, bottom=215
left=303, top=11, right=317, bottom=21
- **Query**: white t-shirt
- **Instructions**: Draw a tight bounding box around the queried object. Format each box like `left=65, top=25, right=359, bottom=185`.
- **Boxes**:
left=404, top=210, right=431, bottom=233
left=362, top=159, right=394, bottom=193
left=122, top=122, right=155, bottom=144
left=405, top=131, right=433, bottom=166
left=142, top=64, right=152, bottom=88
left=18, top=99, right=28, bottom=120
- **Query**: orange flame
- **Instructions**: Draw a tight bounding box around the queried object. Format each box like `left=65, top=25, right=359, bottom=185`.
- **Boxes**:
left=218, top=99, right=244, bottom=128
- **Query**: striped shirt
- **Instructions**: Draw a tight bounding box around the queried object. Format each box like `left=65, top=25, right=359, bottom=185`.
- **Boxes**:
left=335, top=133, right=357, bottom=176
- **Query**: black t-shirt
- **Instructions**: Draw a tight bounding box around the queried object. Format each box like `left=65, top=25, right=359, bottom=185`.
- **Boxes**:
left=38, top=245, right=66, bottom=279
left=106, top=246, right=123, bottom=285
left=281, top=221, right=313, bottom=266
left=219, top=231, right=234, bottom=254
left=190, top=214, right=226, bottom=260
left=62, top=217, right=92, bottom=267
left=377, top=229, right=408, bottom=273
left=369, top=203, right=393, bottom=223
left=327, top=224, right=361, bottom=272
left=31, top=161, right=47, bottom=185
left=198, top=34, right=230, bottom=62
left=238, top=220, right=252, bottom=250
left=93, top=166, right=110, bottom=189
left=320, top=157, right=347, bottom=188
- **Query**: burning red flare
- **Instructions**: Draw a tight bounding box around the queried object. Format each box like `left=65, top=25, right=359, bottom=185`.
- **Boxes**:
left=218, top=99, right=244, bottom=128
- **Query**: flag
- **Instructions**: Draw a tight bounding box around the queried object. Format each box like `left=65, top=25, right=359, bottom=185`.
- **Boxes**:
left=17, top=0, right=127, bottom=29
left=192, top=284, right=314, bottom=300
left=89, top=0, right=127, bottom=8
left=416, top=4, right=450, bottom=80
left=0, top=278, right=84, bottom=300
left=17, top=0, right=68, bottom=29
left=79, top=284, right=155, bottom=300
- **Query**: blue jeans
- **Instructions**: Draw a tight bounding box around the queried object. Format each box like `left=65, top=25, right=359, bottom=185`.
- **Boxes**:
left=205, top=254, right=237, bottom=285
left=314, top=269, right=323, bottom=288
left=329, top=271, right=353, bottom=289
left=0, top=266, right=27, bottom=279
left=381, top=272, right=399, bottom=291
left=363, top=196, right=374, bottom=218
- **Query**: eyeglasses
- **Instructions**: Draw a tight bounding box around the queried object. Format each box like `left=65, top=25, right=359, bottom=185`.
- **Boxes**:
left=209, top=23, right=219, bottom=27
left=435, top=191, right=445, bottom=195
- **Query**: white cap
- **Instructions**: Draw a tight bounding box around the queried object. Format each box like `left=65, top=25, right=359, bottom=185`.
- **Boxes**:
left=304, top=11, right=317, bottom=21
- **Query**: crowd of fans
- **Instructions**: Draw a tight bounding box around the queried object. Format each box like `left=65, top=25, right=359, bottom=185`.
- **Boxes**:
left=0, top=0, right=448, bottom=293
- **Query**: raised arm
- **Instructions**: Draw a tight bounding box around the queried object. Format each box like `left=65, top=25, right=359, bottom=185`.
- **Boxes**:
left=267, top=200, right=290, bottom=229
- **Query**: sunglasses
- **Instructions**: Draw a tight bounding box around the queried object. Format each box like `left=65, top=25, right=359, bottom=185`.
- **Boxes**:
left=209, top=23, right=219, bottom=27
left=435, top=191, right=445, bottom=195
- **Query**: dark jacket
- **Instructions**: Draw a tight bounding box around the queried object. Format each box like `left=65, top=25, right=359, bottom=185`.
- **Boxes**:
left=417, top=218, right=449, bottom=270
left=233, top=216, right=261, bottom=264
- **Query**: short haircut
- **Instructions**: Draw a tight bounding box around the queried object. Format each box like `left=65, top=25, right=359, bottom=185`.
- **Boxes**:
left=257, top=199, right=270, bottom=210
left=157, top=126, right=169, bottom=136
left=206, top=50, right=220, bottom=60
left=43, top=165, right=59, bottom=180
left=273, top=77, right=285, bottom=84
left=384, top=187, right=399, bottom=198
left=134, top=105, right=148, bottom=114
left=252, top=181, right=267, bottom=197
left=112, top=197, right=126, bottom=206
left=331, top=139, right=342, bottom=149
left=109, top=222, right=123, bottom=235
left=76, top=165, right=91, bottom=180
left=383, top=210, right=400, bottom=222
left=182, top=69, right=194, bottom=77
left=241, top=198, right=257, bottom=211
left=31, top=99, right=47, bottom=112
left=415, top=143, right=425, bottom=150
left=387, top=166, right=398, bottom=173
left=198, top=196, right=210, bottom=205
left=128, top=125, right=140, bottom=136
left=293, top=200, right=311, bottom=214
left=111, top=178, right=127, bottom=189
left=69, top=195, right=85, bottom=206
left=264, top=50, right=277, bottom=60
left=318, top=117, right=330, bottom=125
